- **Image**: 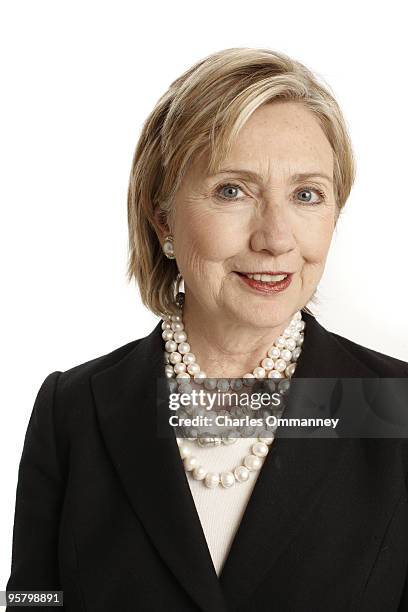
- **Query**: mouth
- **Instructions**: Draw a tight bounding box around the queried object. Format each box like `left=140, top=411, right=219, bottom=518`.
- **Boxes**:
left=236, top=271, right=290, bottom=282
left=234, top=271, right=293, bottom=294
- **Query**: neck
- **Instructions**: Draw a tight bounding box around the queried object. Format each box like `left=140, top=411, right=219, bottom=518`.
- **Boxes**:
left=180, top=296, right=294, bottom=379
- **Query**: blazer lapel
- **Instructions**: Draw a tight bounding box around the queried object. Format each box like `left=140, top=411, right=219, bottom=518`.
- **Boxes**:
left=219, top=312, right=376, bottom=608
left=91, top=321, right=228, bottom=612
left=91, top=312, right=375, bottom=612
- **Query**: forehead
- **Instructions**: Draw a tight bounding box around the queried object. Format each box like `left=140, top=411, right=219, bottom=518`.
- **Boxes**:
left=196, top=101, right=333, bottom=182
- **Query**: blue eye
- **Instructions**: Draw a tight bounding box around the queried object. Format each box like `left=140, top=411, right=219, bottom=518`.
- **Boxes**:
left=298, top=190, right=313, bottom=202
left=296, top=187, right=326, bottom=205
left=215, top=183, right=244, bottom=201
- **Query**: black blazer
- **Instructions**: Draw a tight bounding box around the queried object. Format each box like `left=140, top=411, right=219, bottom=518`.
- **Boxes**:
left=6, top=312, right=408, bottom=611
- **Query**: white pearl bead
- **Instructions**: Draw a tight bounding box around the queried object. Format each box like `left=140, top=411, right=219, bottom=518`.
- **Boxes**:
left=268, top=421, right=278, bottom=434
left=204, top=378, right=217, bottom=390
left=285, top=338, right=297, bottom=351
left=192, top=466, right=207, bottom=480
left=220, top=471, right=235, bottom=488
left=291, top=330, right=301, bottom=342
left=165, top=364, right=174, bottom=377
left=171, top=321, right=184, bottom=332
left=164, top=351, right=170, bottom=364
left=167, top=379, right=178, bottom=392
left=275, top=336, right=286, bottom=348
left=261, top=358, right=274, bottom=371
left=230, top=378, right=243, bottom=390
left=217, top=378, right=230, bottom=391
left=182, top=352, right=196, bottom=365
left=173, top=330, right=187, bottom=343
left=292, top=347, right=301, bottom=361
left=243, top=373, right=256, bottom=386
left=234, top=465, right=250, bottom=482
left=178, top=382, right=193, bottom=394
left=274, top=358, right=287, bottom=372
left=198, top=436, right=216, bottom=447
left=204, top=472, right=220, bottom=488
left=176, top=372, right=190, bottom=380
left=194, top=371, right=206, bottom=382
left=178, top=342, right=190, bottom=355
left=222, top=433, right=238, bottom=445
left=179, top=443, right=192, bottom=458
left=252, top=442, right=269, bottom=457
left=258, top=435, right=274, bottom=445
left=280, top=349, right=292, bottom=362
left=293, top=311, right=302, bottom=320
left=187, top=362, right=200, bottom=375
left=297, top=335, right=304, bottom=346
left=169, top=352, right=182, bottom=364
left=162, top=330, right=174, bottom=341
left=241, top=425, right=256, bottom=437
left=173, top=362, right=186, bottom=373
left=161, top=321, right=172, bottom=330
left=165, top=340, right=177, bottom=353
left=268, top=370, right=283, bottom=379
left=285, top=363, right=296, bottom=377
left=171, top=314, right=182, bottom=322
left=294, top=321, right=303, bottom=331
left=268, top=347, right=281, bottom=359
left=184, top=455, right=198, bottom=471
left=244, top=454, right=263, bottom=471
left=253, top=367, right=266, bottom=379
left=278, top=379, right=291, bottom=394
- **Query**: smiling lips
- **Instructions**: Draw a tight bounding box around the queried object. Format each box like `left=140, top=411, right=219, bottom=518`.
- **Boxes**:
left=235, top=271, right=293, bottom=293
left=236, top=271, right=291, bottom=281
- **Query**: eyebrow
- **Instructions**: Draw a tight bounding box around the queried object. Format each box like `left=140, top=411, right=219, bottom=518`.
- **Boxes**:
left=209, top=168, right=333, bottom=185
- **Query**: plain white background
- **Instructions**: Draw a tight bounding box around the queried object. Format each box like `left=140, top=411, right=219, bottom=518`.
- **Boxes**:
left=1, top=0, right=407, bottom=599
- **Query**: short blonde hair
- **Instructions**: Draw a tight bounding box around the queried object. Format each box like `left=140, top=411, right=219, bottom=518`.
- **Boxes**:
left=127, top=47, right=356, bottom=318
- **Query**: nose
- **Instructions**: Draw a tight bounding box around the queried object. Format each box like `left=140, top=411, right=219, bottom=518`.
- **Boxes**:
left=249, top=202, right=296, bottom=257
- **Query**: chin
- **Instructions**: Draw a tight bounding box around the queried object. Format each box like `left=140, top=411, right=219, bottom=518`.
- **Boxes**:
left=230, top=304, right=293, bottom=328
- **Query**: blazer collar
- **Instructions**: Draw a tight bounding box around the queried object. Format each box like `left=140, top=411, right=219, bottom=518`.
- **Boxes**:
left=91, top=312, right=374, bottom=612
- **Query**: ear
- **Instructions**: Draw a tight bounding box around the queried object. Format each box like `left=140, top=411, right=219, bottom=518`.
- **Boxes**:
left=153, top=207, right=171, bottom=242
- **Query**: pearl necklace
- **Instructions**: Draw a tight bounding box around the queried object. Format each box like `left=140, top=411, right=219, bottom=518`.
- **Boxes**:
left=161, top=308, right=305, bottom=488
left=163, top=310, right=304, bottom=385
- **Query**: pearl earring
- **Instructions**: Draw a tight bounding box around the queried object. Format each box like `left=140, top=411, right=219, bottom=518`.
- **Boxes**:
left=162, top=235, right=176, bottom=259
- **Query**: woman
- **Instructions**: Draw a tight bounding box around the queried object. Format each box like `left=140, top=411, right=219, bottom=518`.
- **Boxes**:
left=6, top=47, right=408, bottom=611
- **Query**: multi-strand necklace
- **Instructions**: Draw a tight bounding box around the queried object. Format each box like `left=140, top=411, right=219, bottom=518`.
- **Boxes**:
left=161, top=307, right=305, bottom=488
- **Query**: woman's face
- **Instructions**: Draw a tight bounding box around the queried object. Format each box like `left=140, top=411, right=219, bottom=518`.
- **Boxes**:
left=165, top=101, right=337, bottom=330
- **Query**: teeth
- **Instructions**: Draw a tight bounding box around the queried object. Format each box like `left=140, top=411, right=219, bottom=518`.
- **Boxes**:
left=244, top=273, right=288, bottom=282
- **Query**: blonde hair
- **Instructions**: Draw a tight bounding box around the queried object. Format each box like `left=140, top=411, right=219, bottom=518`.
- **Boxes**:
left=127, top=47, right=356, bottom=318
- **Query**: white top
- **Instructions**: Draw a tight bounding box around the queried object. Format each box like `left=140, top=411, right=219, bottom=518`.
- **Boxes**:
left=185, top=437, right=265, bottom=576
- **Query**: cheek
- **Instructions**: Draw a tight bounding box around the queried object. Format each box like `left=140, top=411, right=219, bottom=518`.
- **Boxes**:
left=296, top=214, right=334, bottom=263
left=175, top=209, right=244, bottom=263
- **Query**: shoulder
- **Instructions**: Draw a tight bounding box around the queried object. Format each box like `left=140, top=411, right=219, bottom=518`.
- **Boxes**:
left=36, top=329, right=159, bottom=446
left=301, top=311, right=408, bottom=378
left=57, top=337, right=142, bottom=388
left=30, top=338, right=145, bottom=414
left=42, top=322, right=161, bottom=410
left=329, top=329, right=408, bottom=377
